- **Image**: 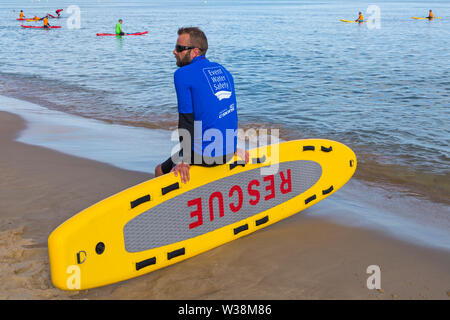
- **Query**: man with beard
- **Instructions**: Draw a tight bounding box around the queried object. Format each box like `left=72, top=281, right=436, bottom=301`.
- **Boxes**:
left=155, top=27, right=248, bottom=183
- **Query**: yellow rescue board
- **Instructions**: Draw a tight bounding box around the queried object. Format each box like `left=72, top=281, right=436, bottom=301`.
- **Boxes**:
left=48, top=139, right=357, bottom=290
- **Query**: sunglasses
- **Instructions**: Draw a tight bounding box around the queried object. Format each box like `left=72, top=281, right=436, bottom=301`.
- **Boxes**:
left=175, top=44, right=197, bottom=53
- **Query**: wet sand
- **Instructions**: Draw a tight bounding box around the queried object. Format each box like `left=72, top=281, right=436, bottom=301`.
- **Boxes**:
left=0, top=111, right=449, bottom=300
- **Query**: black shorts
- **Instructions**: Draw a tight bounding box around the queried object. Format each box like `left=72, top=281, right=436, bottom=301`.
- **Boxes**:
left=160, top=150, right=235, bottom=175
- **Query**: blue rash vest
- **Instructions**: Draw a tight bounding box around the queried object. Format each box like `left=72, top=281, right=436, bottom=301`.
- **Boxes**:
left=174, top=55, right=238, bottom=158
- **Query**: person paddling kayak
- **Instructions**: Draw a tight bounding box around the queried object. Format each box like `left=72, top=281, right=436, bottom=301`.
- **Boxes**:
left=355, top=11, right=364, bottom=22
left=42, top=15, right=51, bottom=28
left=19, top=10, right=25, bottom=19
left=427, top=10, right=434, bottom=19
left=55, top=9, right=63, bottom=17
left=115, top=19, right=126, bottom=35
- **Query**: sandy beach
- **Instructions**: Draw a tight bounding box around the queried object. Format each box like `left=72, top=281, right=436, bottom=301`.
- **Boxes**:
left=0, top=110, right=449, bottom=300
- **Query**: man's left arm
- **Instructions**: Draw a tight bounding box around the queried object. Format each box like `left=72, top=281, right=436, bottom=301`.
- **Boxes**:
left=173, top=70, right=194, bottom=183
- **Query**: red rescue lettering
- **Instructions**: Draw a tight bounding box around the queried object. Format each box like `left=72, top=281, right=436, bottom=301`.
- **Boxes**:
left=229, top=185, right=243, bottom=213
left=248, top=179, right=260, bottom=206
left=263, top=174, right=275, bottom=201
left=280, top=169, right=292, bottom=194
left=209, top=191, right=224, bottom=221
left=187, top=168, right=294, bottom=229
left=188, top=197, right=203, bottom=229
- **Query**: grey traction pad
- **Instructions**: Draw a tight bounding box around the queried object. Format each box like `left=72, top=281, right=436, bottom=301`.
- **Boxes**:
left=123, top=160, right=322, bottom=253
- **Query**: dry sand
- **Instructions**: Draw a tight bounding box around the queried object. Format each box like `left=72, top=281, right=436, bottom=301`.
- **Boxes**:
left=0, top=111, right=449, bottom=300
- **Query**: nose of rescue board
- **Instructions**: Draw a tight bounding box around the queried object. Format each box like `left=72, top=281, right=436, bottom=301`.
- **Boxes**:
left=48, top=139, right=357, bottom=290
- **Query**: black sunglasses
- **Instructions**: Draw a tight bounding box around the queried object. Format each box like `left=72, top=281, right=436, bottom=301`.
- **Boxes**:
left=175, top=44, right=197, bottom=53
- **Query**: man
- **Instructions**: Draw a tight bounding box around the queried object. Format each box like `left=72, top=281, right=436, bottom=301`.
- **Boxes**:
left=427, top=10, right=434, bottom=19
left=155, top=27, right=248, bottom=183
left=19, top=10, right=24, bottom=19
left=55, top=9, right=63, bottom=17
left=355, top=11, right=364, bottom=22
left=115, top=19, right=125, bottom=35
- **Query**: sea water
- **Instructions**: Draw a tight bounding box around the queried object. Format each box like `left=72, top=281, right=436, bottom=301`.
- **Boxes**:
left=0, top=0, right=449, bottom=248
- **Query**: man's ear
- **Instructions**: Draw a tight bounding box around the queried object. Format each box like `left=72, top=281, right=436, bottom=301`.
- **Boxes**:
left=192, top=47, right=203, bottom=57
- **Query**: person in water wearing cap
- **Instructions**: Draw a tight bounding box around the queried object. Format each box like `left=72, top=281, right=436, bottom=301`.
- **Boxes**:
left=55, top=9, right=63, bottom=17
left=32, top=16, right=41, bottom=21
left=19, top=10, right=24, bottom=19
left=115, top=19, right=126, bottom=35
left=427, top=10, right=434, bottom=19
left=355, top=12, right=364, bottom=22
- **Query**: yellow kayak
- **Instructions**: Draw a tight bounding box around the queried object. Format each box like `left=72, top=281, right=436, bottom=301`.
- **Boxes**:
left=412, top=17, right=441, bottom=20
left=340, top=19, right=365, bottom=23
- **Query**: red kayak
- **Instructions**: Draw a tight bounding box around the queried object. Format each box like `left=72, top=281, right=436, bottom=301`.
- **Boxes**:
left=21, top=25, right=61, bottom=29
left=96, top=31, right=148, bottom=36
left=47, top=13, right=57, bottom=18
left=17, top=18, right=27, bottom=21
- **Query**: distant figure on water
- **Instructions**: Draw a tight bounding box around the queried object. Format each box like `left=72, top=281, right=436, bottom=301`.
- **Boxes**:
left=42, top=15, right=50, bottom=28
left=427, top=10, right=434, bottom=19
left=19, top=10, right=24, bottom=19
left=355, top=12, right=364, bottom=22
left=115, top=19, right=125, bottom=35
left=56, top=9, right=63, bottom=17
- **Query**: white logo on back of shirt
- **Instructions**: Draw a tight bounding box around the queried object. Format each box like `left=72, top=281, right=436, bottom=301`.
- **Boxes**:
left=203, top=67, right=233, bottom=100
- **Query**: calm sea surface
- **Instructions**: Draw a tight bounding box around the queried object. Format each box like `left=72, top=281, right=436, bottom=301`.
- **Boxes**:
left=0, top=0, right=449, bottom=201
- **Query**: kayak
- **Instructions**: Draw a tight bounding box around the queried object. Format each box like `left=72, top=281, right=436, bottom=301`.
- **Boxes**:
left=16, top=18, right=28, bottom=21
left=21, top=25, right=61, bottom=29
left=96, top=31, right=149, bottom=36
left=340, top=19, right=366, bottom=23
left=47, top=13, right=57, bottom=18
left=412, top=16, right=441, bottom=20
